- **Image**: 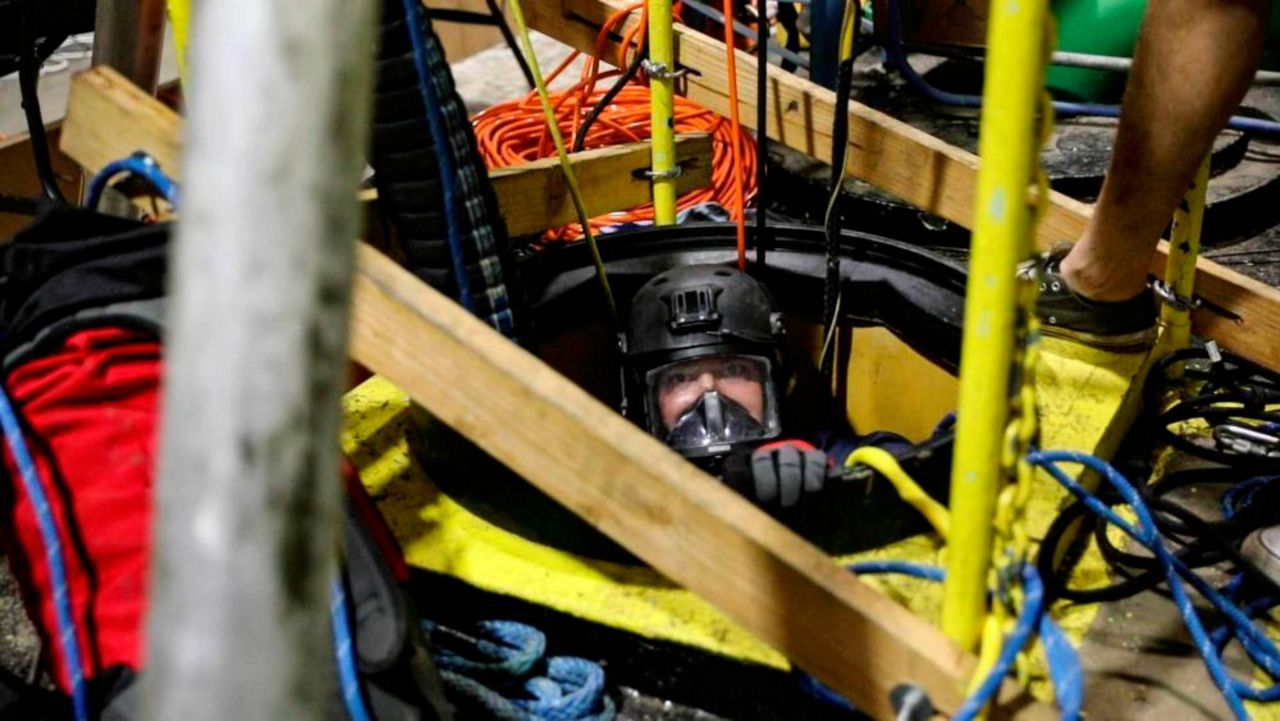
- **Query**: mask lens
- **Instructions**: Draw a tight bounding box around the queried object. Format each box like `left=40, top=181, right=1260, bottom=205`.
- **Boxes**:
left=645, top=355, right=779, bottom=453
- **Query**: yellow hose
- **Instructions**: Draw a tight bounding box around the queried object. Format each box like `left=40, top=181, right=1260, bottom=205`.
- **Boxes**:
left=844, top=446, right=950, bottom=540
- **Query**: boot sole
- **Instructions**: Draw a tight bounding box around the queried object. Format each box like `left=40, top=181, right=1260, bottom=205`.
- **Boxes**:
left=1039, top=323, right=1157, bottom=353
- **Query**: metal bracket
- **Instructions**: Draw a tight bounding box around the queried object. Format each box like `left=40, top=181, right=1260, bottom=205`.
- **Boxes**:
left=641, top=59, right=690, bottom=80
left=639, top=166, right=684, bottom=181
left=1151, top=278, right=1200, bottom=312
left=1215, top=423, right=1280, bottom=457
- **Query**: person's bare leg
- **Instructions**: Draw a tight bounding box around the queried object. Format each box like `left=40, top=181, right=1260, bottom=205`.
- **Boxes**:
left=1058, top=0, right=1267, bottom=301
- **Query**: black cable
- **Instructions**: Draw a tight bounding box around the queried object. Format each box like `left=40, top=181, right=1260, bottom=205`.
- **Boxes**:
left=753, top=0, right=768, bottom=266
left=483, top=0, right=537, bottom=91
left=1038, top=475, right=1280, bottom=604
left=775, top=2, right=801, bottom=73
left=17, top=0, right=66, bottom=205
left=1038, top=344, right=1280, bottom=605
left=818, top=4, right=857, bottom=381
left=571, top=43, right=648, bottom=153
left=0, top=192, right=44, bottom=216
left=424, top=8, right=499, bottom=24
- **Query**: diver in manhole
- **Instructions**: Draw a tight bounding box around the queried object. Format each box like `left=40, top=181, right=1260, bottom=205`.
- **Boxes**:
left=623, top=264, right=947, bottom=516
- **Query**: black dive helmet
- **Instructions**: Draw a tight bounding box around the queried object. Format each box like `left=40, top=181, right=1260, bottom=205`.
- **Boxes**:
left=624, top=264, right=788, bottom=460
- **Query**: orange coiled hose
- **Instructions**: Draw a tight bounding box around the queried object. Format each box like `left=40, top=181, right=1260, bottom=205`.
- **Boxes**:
left=471, top=7, right=757, bottom=244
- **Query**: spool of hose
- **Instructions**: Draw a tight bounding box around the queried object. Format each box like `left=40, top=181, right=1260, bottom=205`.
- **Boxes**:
left=472, top=72, right=757, bottom=244
left=370, top=0, right=528, bottom=339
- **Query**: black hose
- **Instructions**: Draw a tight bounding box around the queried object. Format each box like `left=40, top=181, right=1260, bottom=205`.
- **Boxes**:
left=17, top=0, right=66, bottom=205
left=819, top=8, right=857, bottom=381
left=775, top=2, right=801, bottom=74
left=483, top=0, right=537, bottom=90
left=371, top=0, right=528, bottom=339
left=571, top=44, right=648, bottom=153
left=753, top=0, right=769, bottom=266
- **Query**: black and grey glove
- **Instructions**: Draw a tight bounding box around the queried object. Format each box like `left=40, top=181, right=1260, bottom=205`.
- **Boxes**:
left=748, top=440, right=832, bottom=509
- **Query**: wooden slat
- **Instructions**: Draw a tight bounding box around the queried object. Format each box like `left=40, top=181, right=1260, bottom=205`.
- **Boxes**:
left=59, top=66, right=713, bottom=237
left=491, top=133, right=713, bottom=235
left=61, top=66, right=183, bottom=178
left=349, top=240, right=1054, bottom=720
left=525, top=0, right=1280, bottom=370
left=0, top=126, right=85, bottom=237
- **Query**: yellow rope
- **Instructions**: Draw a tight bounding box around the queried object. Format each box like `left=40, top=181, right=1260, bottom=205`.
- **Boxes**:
left=506, top=0, right=620, bottom=329
left=844, top=446, right=951, bottom=540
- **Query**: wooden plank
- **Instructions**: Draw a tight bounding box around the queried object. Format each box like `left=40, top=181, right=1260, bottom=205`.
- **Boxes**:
left=61, top=66, right=183, bottom=179
left=60, top=66, right=714, bottom=237
left=0, top=126, right=85, bottom=237
left=525, top=0, right=1280, bottom=370
left=348, top=240, right=1055, bottom=720
left=491, top=133, right=713, bottom=235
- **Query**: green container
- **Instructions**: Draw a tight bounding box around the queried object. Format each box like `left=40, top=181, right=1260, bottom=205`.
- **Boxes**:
left=1047, top=0, right=1280, bottom=103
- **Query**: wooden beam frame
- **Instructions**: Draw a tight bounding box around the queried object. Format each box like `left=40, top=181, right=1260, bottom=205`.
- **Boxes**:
left=523, top=0, right=1280, bottom=370
left=349, top=240, right=1054, bottom=720
left=52, top=48, right=1064, bottom=721
left=59, top=66, right=713, bottom=237
left=489, top=133, right=712, bottom=235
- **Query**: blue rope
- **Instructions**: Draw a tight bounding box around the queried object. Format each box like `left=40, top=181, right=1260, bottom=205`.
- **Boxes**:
left=1221, top=476, right=1278, bottom=521
left=796, top=561, right=1081, bottom=719
left=849, top=560, right=945, bottom=582
left=422, top=619, right=615, bottom=721
left=399, top=0, right=478, bottom=314
left=951, top=563, right=1053, bottom=721
left=85, top=151, right=180, bottom=211
left=331, top=579, right=375, bottom=721
left=1030, top=449, right=1280, bottom=718
left=0, top=385, right=88, bottom=721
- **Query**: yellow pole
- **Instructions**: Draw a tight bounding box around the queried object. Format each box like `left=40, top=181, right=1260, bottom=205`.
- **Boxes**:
left=941, top=0, right=1049, bottom=651
left=166, top=0, right=193, bottom=86
left=647, top=0, right=679, bottom=225
left=1156, top=155, right=1210, bottom=356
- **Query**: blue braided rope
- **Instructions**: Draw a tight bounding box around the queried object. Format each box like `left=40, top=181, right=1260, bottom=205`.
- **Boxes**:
left=951, top=563, right=1049, bottom=721
left=399, top=0, right=478, bottom=315
left=422, top=619, right=615, bottom=721
left=414, top=21, right=516, bottom=336
left=0, top=384, right=88, bottom=721
left=331, top=579, right=375, bottom=721
left=1031, top=449, right=1280, bottom=718
left=794, top=560, right=1081, bottom=719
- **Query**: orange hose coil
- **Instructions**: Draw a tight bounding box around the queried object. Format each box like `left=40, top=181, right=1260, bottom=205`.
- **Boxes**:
left=471, top=3, right=757, bottom=243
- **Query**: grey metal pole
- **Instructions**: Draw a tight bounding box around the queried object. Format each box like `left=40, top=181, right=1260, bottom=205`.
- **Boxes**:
left=1050, top=50, right=1280, bottom=86
left=90, top=0, right=167, bottom=216
left=141, top=0, right=376, bottom=716
left=91, top=0, right=167, bottom=93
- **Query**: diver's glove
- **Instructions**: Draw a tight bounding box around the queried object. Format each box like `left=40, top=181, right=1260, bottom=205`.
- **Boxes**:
left=747, top=440, right=832, bottom=508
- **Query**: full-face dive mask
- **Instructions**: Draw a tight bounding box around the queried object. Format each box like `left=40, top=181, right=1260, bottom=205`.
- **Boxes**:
left=625, top=265, right=788, bottom=460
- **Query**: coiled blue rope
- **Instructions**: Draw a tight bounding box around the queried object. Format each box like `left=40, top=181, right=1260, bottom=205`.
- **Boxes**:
left=0, top=385, right=88, bottom=721
left=422, top=618, right=616, bottom=721
left=331, top=579, right=375, bottom=721
left=1031, top=449, right=1280, bottom=719
left=85, top=151, right=180, bottom=211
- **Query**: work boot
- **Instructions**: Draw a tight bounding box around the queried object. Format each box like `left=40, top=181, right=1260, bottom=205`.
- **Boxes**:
left=1242, top=525, right=1280, bottom=588
left=1020, top=244, right=1157, bottom=351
